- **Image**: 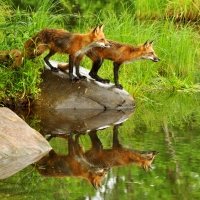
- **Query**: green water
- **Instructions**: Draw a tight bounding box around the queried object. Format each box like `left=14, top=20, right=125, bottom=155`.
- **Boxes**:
left=0, top=91, right=200, bottom=200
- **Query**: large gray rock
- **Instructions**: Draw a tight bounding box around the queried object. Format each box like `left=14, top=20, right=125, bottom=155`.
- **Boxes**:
left=0, top=107, right=52, bottom=179
left=33, top=60, right=134, bottom=110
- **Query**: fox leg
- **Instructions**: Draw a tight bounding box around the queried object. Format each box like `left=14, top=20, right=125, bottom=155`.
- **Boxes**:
left=113, top=124, right=123, bottom=148
left=44, top=50, right=58, bottom=72
left=69, top=55, right=79, bottom=82
left=113, top=62, right=123, bottom=89
left=75, top=56, right=86, bottom=80
left=89, top=58, right=110, bottom=83
left=88, top=130, right=103, bottom=152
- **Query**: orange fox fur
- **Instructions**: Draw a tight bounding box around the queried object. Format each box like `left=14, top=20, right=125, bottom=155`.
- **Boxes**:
left=35, top=133, right=109, bottom=190
left=35, top=124, right=158, bottom=189
left=24, top=25, right=110, bottom=81
left=85, top=125, right=158, bottom=172
left=0, top=49, right=22, bottom=69
left=58, top=40, right=160, bottom=89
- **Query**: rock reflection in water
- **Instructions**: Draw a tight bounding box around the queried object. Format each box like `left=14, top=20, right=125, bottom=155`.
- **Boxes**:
left=36, top=108, right=134, bottom=135
left=34, top=124, right=158, bottom=189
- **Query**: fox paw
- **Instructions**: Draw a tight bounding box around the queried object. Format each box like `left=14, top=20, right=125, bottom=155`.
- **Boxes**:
left=72, top=77, right=80, bottom=83
left=79, top=75, right=87, bottom=80
left=116, top=84, right=123, bottom=90
left=51, top=67, right=59, bottom=72
left=100, top=79, right=110, bottom=84
left=90, top=74, right=110, bottom=84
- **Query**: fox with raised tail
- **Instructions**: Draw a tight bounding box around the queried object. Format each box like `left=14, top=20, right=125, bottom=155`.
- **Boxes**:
left=58, top=40, right=160, bottom=89
left=24, top=25, right=110, bottom=81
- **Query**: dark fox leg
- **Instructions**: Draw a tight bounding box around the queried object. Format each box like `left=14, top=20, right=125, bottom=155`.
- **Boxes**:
left=113, top=124, right=123, bottom=148
left=75, top=56, right=86, bottom=80
left=113, top=62, right=123, bottom=89
left=89, top=59, right=110, bottom=83
left=69, top=54, right=79, bottom=82
left=44, top=50, right=58, bottom=72
left=88, top=130, right=103, bottom=152
left=68, top=132, right=76, bottom=157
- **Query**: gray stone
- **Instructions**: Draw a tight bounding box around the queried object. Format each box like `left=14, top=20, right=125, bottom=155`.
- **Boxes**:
left=0, top=107, right=52, bottom=179
left=33, top=60, right=134, bottom=110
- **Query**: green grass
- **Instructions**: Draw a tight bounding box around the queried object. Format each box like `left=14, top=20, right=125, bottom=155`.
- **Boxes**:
left=0, top=0, right=200, bottom=106
left=0, top=0, right=64, bottom=105
left=73, top=9, right=200, bottom=96
left=165, top=0, right=200, bottom=21
left=134, top=0, right=200, bottom=22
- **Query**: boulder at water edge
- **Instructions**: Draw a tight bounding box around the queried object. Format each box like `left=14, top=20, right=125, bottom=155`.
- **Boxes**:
left=33, top=60, right=135, bottom=110
left=0, top=107, right=52, bottom=179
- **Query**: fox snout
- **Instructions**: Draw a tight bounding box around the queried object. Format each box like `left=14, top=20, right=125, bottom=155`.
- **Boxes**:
left=153, top=57, right=160, bottom=62
left=104, top=43, right=111, bottom=48
left=99, top=41, right=110, bottom=48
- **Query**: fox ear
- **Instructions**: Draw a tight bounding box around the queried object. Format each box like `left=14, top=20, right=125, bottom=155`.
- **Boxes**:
left=93, top=26, right=100, bottom=36
left=91, top=180, right=99, bottom=190
left=143, top=40, right=149, bottom=48
left=143, top=165, right=149, bottom=172
left=99, top=24, right=104, bottom=31
left=93, top=24, right=104, bottom=35
left=149, top=40, right=154, bottom=45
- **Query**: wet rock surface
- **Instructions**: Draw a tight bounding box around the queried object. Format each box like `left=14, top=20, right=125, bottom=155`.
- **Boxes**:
left=33, top=60, right=134, bottom=110
left=0, top=107, right=52, bottom=179
left=32, top=108, right=134, bottom=135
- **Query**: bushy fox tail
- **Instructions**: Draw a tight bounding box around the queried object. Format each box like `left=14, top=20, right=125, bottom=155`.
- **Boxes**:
left=23, top=35, right=35, bottom=59
left=24, top=33, right=45, bottom=59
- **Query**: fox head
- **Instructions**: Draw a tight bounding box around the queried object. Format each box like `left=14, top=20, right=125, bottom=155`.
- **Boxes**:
left=141, top=40, right=160, bottom=62
left=0, top=49, right=22, bottom=69
left=88, top=167, right=110, bottom=190
left=9, top=49, right=23, bottom=69
left=75, top=25, right=110, bottom=57
left=139, top=151, right=158, bottom=172
left=91, top=24, right=110, bottom=48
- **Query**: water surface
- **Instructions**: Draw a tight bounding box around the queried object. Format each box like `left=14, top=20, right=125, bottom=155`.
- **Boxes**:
left=0, top=91, right=200, bottom=200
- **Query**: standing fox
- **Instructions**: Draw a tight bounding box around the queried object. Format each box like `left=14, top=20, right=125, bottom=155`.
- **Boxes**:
left=58, top=40, right=160, bottom=89
left=24, top=25, right=110, bottom=81
left=35, top=133, right=109, bottom=190
left=85, top=124, right=158, bottom=173
left=88, top=40, right=160, bottom=89
left=35, top=125, right=158, bottom=190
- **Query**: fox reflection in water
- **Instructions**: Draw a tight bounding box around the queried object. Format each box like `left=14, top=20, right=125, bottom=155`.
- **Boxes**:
left=35, top=124, right=158, bottom=189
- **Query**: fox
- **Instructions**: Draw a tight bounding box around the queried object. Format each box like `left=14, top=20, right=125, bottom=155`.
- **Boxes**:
left=24, top=25, right=110, bottom=81
left=35, top=124, right=158, bottom=190
left=35, top=133, right=109, bottom=190
left=0, top=49, right=22, bottom=69
left=58, top=40, right=160, bottom=89
left=84, top=124, right=158, bottom=173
